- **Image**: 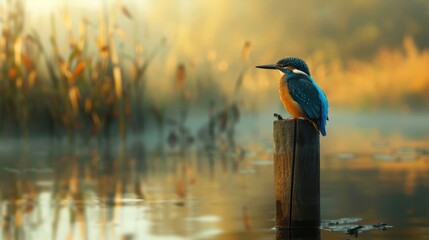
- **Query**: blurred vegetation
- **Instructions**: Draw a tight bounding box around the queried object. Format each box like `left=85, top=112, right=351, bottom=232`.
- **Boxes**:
left=310, top=37, right=429, bottom=111
left=0, top=0, right=429, bottom=142
left=0, top=0, right=246, bottom=147
left=0, top=0, right=166, bottom=141
left=246, top=0, right=429, bottom=61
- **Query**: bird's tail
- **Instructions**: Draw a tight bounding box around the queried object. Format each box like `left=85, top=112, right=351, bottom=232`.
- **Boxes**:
left=310, top=119, right=327, bottom=136
left=319, top=126, right=326, bottom=136
left=318, top=119, right=327, bottom=136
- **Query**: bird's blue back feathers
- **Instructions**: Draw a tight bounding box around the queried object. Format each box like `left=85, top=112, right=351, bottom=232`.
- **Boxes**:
left=285, top=72, right=329, bottom=136
left=314, top=80, right=328, bottom=136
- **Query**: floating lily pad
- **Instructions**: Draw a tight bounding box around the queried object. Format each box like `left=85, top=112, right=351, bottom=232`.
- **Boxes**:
left=322, top=218, right=393, bottom=238
left=322, top=217, right=362, bottom=226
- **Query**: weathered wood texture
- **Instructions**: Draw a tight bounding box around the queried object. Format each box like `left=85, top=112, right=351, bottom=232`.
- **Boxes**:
left=273, top=119, right=320, bottom=229
left=276, top=228, right=321, bottom=240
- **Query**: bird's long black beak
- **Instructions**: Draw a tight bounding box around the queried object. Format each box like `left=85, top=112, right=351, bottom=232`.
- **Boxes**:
left=255, top=64, right=279, bottom=70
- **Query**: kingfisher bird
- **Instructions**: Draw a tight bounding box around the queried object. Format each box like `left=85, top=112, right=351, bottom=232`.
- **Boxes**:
left=256, top=57, right=329, bottom=136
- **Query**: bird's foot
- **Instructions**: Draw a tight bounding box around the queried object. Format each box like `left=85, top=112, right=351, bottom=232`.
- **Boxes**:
left=286, top=117, right=306, bottom=120
left=274, top=114, right=306, bottom=121
left=273, top=113, right=284, bottom=120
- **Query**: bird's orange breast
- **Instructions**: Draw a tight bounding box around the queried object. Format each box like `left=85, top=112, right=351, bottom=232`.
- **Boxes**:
left=279, top=77, right=306, bottom=118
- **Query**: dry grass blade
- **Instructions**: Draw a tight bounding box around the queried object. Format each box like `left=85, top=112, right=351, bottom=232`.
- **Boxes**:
left=68, top=86, right=80, bottom=114
left=120, top=5, right=133, bottom=20
left=70, top=61, right=85, bottom=82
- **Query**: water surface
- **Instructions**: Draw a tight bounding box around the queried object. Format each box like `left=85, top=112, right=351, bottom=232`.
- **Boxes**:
left=0, top=111, right=429, bottom=240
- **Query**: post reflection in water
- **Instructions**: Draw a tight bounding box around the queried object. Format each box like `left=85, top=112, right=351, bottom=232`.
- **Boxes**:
left=276, top=229, right=321, bottom=240
left=0, top=112, right=429, bottom=240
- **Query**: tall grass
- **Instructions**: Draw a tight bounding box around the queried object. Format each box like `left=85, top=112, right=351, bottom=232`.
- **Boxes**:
left=0, top=0, right=167, bottom=143
left=0, top=0, right=31, bottom=137
left=0, top=0, right=249, bottom=151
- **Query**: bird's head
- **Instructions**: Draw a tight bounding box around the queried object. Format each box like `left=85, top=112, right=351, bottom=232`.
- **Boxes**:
left=255, top=57, right=310, bottom=76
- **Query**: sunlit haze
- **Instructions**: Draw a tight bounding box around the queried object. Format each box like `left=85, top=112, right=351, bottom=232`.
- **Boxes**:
left=1, top=1, right=429, bottom=238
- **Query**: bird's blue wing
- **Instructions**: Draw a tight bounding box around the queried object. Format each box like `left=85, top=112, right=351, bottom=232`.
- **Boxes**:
left=286, top=75, right=322, bottom=121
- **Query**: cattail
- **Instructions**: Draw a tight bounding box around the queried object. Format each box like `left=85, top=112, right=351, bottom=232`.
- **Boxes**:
left=176, top=63, right=186, bottom=88
left=241, top=41, right=251, bottom=61
left=120, top=4, right=133, bottom=20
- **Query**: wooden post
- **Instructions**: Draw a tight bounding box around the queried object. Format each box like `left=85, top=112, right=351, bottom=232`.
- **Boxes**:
left=273, top=119, right=320, bottom=229
left=276, top=228, right=321, bottom=240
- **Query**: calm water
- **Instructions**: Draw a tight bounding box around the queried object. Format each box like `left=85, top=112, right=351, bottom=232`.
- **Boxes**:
left=0, top=111, right=429, bottom=240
